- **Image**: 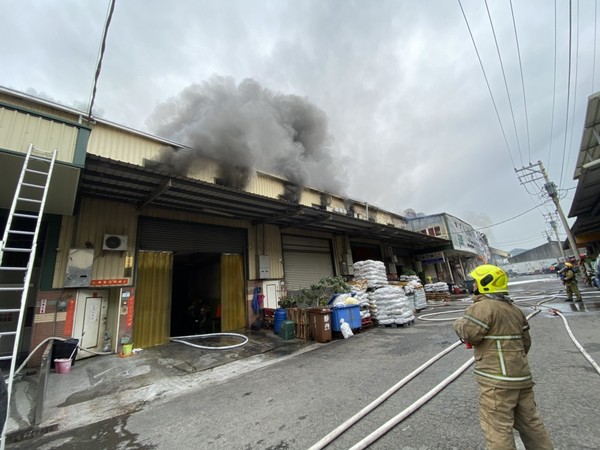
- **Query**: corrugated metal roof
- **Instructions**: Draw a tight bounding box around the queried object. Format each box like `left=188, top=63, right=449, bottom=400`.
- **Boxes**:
left=569, top=91, right=600, bottom=236
left=80, top=154, right=450, bottom=252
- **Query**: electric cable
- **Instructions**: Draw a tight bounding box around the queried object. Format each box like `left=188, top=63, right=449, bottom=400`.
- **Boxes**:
left=87, top=0, right=116, bottom=121
left=548, top=0, right=558, bottom=170
left=564, top=0, right=581, bottom=184
left=593, top=0, right=598, bottom=91
left=508, top=0, right=532, bottom=163
left=484, top=0, right=524, bottom=166
left=559, top=0, right=574, bottom=188
left=457, top=0, right=516, bottom=169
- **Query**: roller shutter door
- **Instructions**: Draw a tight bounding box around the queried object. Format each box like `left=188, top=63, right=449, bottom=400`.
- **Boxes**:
left=282, top=235, right=333, bottom=291
left=139, top=217, right=246, bottom=253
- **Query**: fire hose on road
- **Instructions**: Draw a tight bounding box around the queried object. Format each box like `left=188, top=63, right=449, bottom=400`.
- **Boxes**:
left=309, top=296, right=600, bottom=449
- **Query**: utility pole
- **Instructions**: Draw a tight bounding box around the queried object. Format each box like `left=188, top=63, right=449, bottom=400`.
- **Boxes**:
left=515, top=161, right=580, bottom=262
left=543, top=213, right=567, bottom=262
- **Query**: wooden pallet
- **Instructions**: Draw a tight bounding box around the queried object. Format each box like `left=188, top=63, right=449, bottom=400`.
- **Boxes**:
left=288, top=308, right=311, bottom=340
left=296, top=323, right=311, bottom=340
left=375, top=319, right=415, bottom=328
left=425, top=292, right=451, bottom=301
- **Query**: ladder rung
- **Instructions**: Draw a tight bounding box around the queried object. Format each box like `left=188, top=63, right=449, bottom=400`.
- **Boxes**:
left=29, top=154, right=52, bottom=161
left=0, top=267, right=28, bottom=271
left=0, top=309, right=19, bottom=314
left=17, top=197, right=42, bottom=204
left=2, top=247, right=32, bottom=253
left=0, top=356, right=13, bottom=362
left=0, top=331, right=17, bottom=337
left=22, top=182, right=45, bottom=189
left=13, top=213, right=39, bottom=219
left=25, top=168, right=49, bottom=176
left=0, top=286, right=25, bottom=291
left=7, top=230, right=35, bottom=235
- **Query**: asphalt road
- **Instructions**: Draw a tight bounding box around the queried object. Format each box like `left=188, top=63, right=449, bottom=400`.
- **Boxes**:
left=8, top=275, right=600, bottom=449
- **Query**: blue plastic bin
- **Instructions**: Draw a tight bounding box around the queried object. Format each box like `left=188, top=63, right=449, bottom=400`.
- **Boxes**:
left=331, top=305, right=361, bottom=332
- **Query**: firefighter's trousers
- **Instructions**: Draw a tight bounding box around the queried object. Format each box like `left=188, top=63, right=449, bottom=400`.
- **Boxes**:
left=478, top=384, right=553, bottom=450
left=565, top=281, right=582, bottom=300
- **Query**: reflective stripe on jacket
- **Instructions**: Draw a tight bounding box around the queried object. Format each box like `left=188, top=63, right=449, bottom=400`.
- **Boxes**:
left=454, top=294, right=534, bottom=389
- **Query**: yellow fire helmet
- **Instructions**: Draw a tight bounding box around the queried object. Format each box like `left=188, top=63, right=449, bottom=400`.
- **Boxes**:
left=469, top=264, right=509, bottom=294
left=564, top=262, right=573, bottom=268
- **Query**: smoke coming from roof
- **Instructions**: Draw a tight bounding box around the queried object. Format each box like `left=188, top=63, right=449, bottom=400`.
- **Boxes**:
left=146, top=76, right=347, bottom=200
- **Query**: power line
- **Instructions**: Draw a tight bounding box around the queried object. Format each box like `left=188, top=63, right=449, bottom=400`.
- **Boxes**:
left=484, top=0, right=524, bottom=166
left=88, top=0, right=117, bottom=121
left=547, top=0, right=558, bottom=170
left=491, top=234, right=550, bottom=247
left=565, top=0, right=581, bottom=186
left=458, top=0, right=516, bottom=168
left=559, top=0, right=573, bottom=188
left=508, top=0, right=532, bottom=163
left=593, top=0, right=598, bottom=91
left=471, top=202, right=545, bottom=231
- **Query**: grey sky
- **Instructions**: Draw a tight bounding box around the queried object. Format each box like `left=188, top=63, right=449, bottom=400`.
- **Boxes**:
left=1, top=0, right=598, bottom=251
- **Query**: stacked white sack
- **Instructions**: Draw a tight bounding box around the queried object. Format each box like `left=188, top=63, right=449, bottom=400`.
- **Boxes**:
left=349, top=279, right=371, bottom=319
left=368, top=285, right=415, bottom=325
left=403, top=278, right=427, bottom=311
left=424, top=282, right=450, bottom=293
left=353, top=287, right=371, bottom=319
left=413, top=289, right=427, bottom=310
left=353, top=260, right=388, bottom=288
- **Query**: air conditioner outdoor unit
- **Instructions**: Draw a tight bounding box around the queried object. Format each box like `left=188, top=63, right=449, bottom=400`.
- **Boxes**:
left=103, top=234, right=128, bottom=251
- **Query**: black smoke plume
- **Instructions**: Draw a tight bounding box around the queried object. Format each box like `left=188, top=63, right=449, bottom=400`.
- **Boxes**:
left=146, top=76, right=347, bottom=201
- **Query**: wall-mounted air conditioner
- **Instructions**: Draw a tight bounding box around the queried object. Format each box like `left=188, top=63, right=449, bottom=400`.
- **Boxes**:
left=103, top=234, right=128, bottom=251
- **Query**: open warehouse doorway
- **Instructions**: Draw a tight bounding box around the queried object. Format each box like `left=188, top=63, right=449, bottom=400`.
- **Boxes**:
left=135, top=218, right=247, bottom=348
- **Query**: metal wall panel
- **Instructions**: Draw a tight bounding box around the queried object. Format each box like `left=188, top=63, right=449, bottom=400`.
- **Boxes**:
left=54, top=198, right=139, bottom=286
left=87, top=124, right=221, bottom=183
left=246, top=172, right=285, bottom=198
left=264, top=224, right=284, bottom=279
left=0, top=93, right=81, bottom=122
left=251, top=223, right=284, bottom=279
left=86, top=124, right=164, bottom=164
left=0, top=106, right=77, bottom=162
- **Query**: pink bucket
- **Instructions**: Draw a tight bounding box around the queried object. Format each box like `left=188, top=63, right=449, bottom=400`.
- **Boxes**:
left=54, top=358, right=72, bottom=374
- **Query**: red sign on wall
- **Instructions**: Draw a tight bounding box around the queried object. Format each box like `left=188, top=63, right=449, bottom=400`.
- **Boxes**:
left=126, top=295, right=135, bottom=328
left=91, top=279, right=129, bottom=286
left=64, top=298, right=76, bottom=336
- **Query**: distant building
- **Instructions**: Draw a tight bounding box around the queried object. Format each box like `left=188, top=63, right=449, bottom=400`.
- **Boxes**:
left=502, top=241, right=565, bottom=275
left=489, top=247, right=511, bottom=266
left=407, top=213, right=490, bottom=284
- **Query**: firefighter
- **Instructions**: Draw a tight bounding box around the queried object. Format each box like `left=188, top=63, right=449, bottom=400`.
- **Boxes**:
left=558, top=262, right=583, bottom=302
left=454, top=264, right=553, bottom=450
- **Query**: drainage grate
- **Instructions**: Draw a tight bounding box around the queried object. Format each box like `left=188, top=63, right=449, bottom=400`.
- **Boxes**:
left=7, top=424, right=59, bottom=443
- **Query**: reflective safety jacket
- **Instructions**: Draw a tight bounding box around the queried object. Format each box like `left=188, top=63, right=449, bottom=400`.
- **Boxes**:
left=454, top=294, right=534, bottom=389
left=561, top=268, right=577, bottom=284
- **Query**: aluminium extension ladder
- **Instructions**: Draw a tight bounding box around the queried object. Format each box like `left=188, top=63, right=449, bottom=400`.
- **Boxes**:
left=0, top=143, right=57, bottom=446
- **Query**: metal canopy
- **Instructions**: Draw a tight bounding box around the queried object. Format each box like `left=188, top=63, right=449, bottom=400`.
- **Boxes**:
left=79, top=154, right=450, bottom=252
left=569, top=91, right=600, bottom=236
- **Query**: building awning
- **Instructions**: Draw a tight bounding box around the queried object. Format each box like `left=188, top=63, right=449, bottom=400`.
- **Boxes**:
left=79, top=154, right=450, bottom=252
left=569, top=91, right=600, bottom=237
